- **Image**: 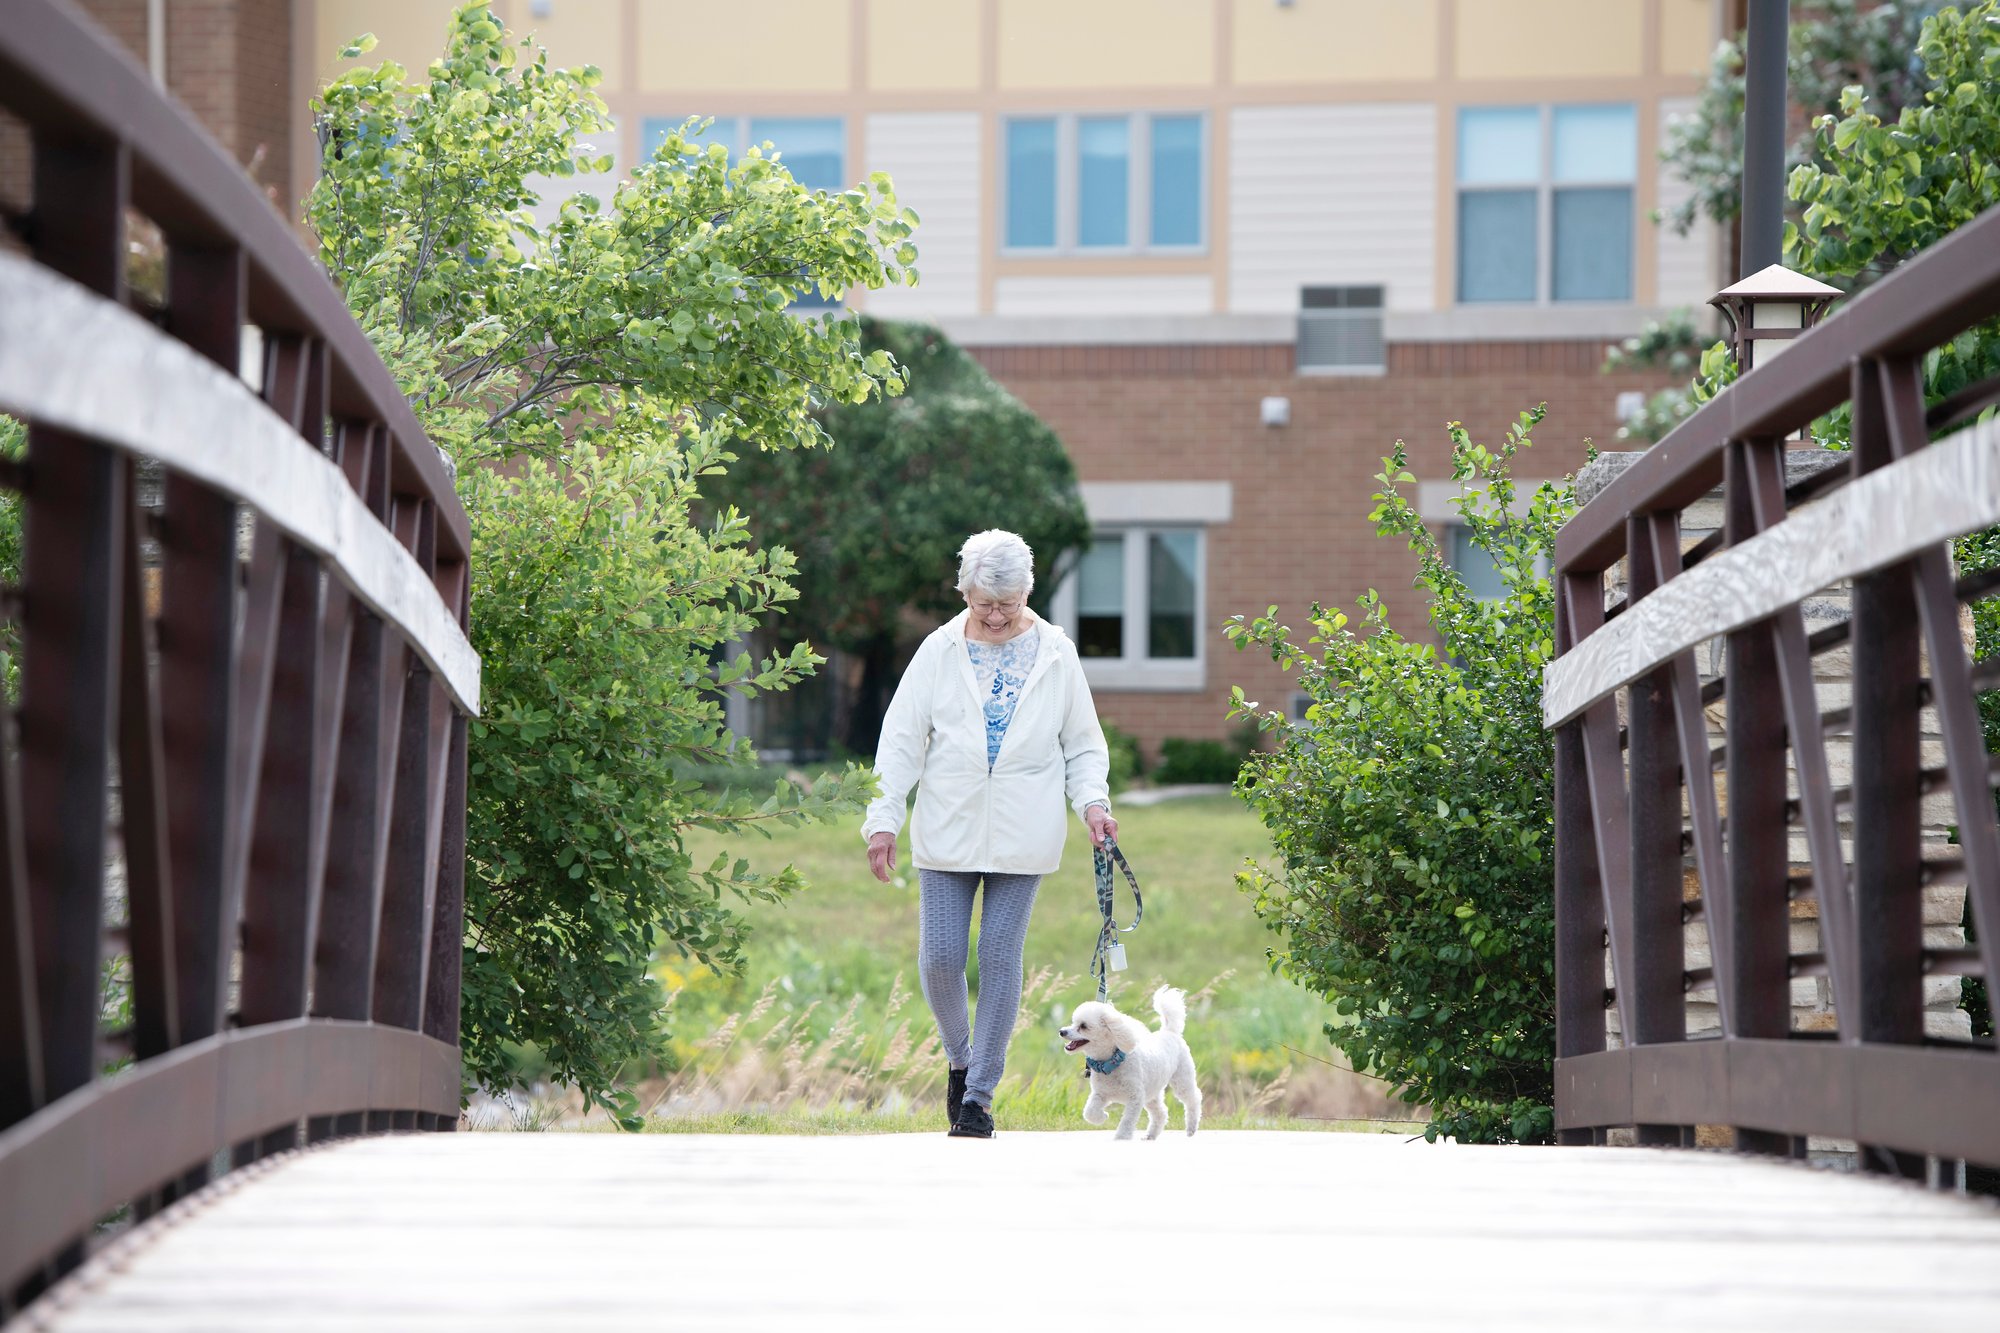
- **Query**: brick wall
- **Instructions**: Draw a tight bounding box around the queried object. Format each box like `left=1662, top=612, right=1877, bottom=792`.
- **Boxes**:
left=970, top=339, right=1673, bottom=759
left=236, top=0, right=294, bottom=200
left=6, top=1, right=297, bottom=203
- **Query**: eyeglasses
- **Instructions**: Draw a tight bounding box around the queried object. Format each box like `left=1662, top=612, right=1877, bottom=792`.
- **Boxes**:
left=966, top=597, right=1024, bottom=615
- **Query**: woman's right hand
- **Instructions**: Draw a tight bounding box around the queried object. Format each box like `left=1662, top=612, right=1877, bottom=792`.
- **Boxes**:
left=866, top=831, right=899, bottom=883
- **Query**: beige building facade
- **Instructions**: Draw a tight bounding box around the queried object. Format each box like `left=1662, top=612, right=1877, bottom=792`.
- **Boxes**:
left=291, top=0, right=1725, bottom=757
left=36, top=1, right=1726, bottom=758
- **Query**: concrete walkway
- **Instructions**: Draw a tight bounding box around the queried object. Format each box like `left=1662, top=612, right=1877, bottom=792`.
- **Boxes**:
left=27, top=1131, right=2000, bottom=1330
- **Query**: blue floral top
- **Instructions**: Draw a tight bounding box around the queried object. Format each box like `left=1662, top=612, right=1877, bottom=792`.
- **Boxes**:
left=964, top=626, right=1040, bottom=770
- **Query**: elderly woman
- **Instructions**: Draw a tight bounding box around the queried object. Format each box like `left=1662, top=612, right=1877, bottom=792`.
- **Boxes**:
left=863, top=529, right=1116, bottom=1139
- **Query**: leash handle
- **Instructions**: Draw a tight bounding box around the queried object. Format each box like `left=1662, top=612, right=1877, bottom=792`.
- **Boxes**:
left=1091, top=835, right=1142, bottom=1001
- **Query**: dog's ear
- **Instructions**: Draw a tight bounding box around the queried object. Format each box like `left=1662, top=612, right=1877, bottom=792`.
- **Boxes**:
left=1106, top=1009, right=1151, bottom=1053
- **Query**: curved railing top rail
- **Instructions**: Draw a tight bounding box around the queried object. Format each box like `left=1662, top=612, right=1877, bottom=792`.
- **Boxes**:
left=0, top=252, right=480, bottom=711
left=0, top=0, right=468, bottom=564
left=1558, top=203, right=2000, bottom=574
left=1544, top=415, right=2000, bottom=728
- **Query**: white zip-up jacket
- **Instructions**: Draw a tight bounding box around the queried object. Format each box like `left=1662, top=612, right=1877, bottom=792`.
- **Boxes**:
left=862, top=612, right=1111, bottom=874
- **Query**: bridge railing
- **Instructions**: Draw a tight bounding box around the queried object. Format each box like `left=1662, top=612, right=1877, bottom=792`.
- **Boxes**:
left=1546, top=201, right=2000, bottom=1176
left=0, top=0, right=477, bottom=1307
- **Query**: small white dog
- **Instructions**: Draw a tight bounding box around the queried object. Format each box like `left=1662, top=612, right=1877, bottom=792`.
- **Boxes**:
left=1059, top=985, right=1201, bottom=1140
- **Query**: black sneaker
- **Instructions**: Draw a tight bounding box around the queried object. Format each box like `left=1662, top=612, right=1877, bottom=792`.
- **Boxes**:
left=949, top=1099, right=994, bottom=1139
left=946, top=1068, right=967, bottom=1129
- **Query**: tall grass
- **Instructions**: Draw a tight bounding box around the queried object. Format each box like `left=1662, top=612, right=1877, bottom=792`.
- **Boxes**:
left=594, top=796, right=1419, bottom=1131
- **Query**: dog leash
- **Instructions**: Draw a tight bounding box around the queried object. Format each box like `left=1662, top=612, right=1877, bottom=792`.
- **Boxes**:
left=1090, top=835, right=1143, bottom=1001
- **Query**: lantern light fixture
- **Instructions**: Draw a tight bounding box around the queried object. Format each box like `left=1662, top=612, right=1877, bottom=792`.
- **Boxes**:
left=1708, top=263, right=1843, bottom=372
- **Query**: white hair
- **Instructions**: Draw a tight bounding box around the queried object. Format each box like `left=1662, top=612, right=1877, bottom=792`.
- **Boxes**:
left=955, top=529, right=1035, bottom=601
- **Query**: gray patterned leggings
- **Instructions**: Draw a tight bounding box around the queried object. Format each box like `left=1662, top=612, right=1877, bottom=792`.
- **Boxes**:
left=916, top=868, right=1042, bottom=1109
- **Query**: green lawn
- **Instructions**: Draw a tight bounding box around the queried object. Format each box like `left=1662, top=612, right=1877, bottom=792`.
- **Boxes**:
left=640, top=794, right=1414, bottom=1129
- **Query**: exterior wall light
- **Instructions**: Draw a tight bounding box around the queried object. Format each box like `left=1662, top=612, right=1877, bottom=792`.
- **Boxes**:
left=1708, top=263, right=1842, bottom=372
left=1260, top=396, right=1291, bottom=427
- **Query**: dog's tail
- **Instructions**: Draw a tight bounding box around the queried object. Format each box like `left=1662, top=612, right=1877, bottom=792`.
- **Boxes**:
left=1153, top=985, right=1187, bottom=1035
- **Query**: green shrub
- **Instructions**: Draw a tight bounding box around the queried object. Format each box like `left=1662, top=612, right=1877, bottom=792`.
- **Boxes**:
left=1100, top=720, right=1145, bottom=793
left=1154, top=737, right=1247, bottom=785
left=1226, top=406, right=1569, bottom=1144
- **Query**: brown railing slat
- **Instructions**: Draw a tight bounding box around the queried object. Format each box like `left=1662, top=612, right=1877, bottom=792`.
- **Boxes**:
left=1722, top=441, right=1796, bottom=1044
left=1926, top=371, right=2000, bottom=437
left=371, top=665, right=436, bottom=1035
left=21, top=135, right=127, bottom=1112
left=1565, top=573, right=1638, bottom=1047
left=1625, top=515, right=1690, bottom=1107
left=313, top=612, right=393, bottom=1031
left=1850, top=358, right=1928, bottom=1050
left=160, top=507, right=242, bottom=1058
left=422, top=715, right=469, bottom=1061
left=0, top=687, right=43, bottom=1130
left=116, top=465, right=180, bottom=1063
left=235, top=538, right=332, bottom=1153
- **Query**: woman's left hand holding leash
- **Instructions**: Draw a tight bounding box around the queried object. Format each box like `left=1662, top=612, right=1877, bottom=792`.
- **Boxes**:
left=1085, top=804, right=1118, bottom=850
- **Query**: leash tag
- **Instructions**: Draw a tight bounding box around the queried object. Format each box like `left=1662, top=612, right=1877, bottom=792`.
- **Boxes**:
left=1107, top=942, right=1127, bottom=972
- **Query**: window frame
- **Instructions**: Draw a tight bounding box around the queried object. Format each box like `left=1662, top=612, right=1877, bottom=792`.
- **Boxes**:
left=999, top=111, right=1209, bottom=258
left=1455, top=102, right=1635, bottom=307
left=642, top=114, right=847, bottom=307
left=641, top=115, right=846, bottom=188
left=1049, top=524, right=1207, bottom=692
left=1441, top=519, right=1551, bottom=603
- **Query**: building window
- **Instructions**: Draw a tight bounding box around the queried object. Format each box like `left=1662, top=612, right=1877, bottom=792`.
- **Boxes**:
left=1002, top=112, right=1207, bottom=254
left=1006, top=119, right=1059, bottom=249
left=1054, top=526, right=1205, bottom=690
left=1075, top=533, right=1126, bottom=657
left=1456, top=103, right=1634, bottom=304
left=1448, top=525, right=1511, bottom=601
left=643, top=115, right=846, bottom=193
left=644, top=115, right=844, bottom=305
left=1297, top=285, right=1385, bottom=374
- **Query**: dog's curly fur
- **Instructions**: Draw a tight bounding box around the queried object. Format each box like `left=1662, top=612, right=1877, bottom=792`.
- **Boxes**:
left=1059, top=985, right=1201, bottom=1140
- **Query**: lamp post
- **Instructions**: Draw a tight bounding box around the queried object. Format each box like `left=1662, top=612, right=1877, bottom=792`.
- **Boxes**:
left=1741, top=0, right=1790, bottom=276
left=1708, top=263, right=1843, bottom=372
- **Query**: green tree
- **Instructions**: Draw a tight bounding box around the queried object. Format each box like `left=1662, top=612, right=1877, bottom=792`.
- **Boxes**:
left=703, top=319, right=1090, bottom=755
left=309, top=4, right=916, bottom=1121
left=1227, top=408, right=1569, bottom=1144
left=1623, top=1, right=1944, bottom=445
left=1659, top=0, right=1939, bottom=244
left=1629, top=4, right=1996, bottom=446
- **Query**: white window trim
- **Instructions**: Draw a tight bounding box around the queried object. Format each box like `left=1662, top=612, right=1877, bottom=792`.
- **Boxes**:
left=1456, top=103, right=1635, bottom=307
left=1050, top=524, right=1208, bottom=693
left=1416, top=479, right=1560, bottom=523
left=1000, top=110, right=1209, bottom=258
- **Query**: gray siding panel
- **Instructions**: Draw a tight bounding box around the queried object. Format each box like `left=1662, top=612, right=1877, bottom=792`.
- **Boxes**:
left=1229, top=104, right=1437, bottom=315
left=864, top=112, right=982, bottom=317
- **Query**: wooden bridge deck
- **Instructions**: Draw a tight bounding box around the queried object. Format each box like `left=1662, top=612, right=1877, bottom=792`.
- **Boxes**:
left=22, top=1131, right=2000, bottom=1330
